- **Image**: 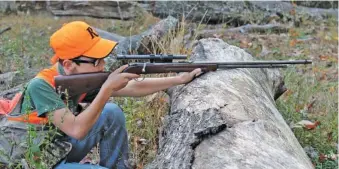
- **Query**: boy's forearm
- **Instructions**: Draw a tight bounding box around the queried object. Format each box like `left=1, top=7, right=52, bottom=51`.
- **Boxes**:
left=112, top=77, right=182, bottom=97
left=52, top=86, right=113, bottom=140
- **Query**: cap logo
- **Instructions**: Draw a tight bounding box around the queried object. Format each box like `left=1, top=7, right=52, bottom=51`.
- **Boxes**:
left=87, top=27, right=99, bottom=39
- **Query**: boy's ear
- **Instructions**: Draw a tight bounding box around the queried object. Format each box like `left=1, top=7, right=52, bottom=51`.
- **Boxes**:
left=62, top=60, right=75, bottom=70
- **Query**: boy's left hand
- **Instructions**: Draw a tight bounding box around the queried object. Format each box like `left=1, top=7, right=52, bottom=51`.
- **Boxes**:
left=178, top=68, right=203, bottom=84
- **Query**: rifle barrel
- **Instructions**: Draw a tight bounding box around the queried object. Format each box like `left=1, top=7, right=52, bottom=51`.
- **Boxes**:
left=193, top=60, right=312, bottom=65
left=218, top=64, right=287, bottom=68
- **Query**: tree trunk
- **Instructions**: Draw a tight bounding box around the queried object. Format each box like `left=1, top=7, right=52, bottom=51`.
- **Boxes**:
left=146, top=38, right=313, bottom=169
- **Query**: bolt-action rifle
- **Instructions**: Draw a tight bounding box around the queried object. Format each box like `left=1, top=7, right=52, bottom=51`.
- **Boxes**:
left=55, top=55, right=312, bottom=97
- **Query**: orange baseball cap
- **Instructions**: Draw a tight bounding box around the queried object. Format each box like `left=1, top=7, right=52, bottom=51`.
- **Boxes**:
left=50, top=21, right=118, bottom=64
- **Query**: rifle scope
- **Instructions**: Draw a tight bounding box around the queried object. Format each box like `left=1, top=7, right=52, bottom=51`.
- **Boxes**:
left=116, top=54, right=187, bottom=63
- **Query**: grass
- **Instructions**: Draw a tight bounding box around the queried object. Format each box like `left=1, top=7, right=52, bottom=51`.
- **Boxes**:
left=0, top=9, right=337, bottom=169
left=225, top=15, right=338, bottom=168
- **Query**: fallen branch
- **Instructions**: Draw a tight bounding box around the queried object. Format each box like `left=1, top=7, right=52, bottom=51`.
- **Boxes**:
left=197, top=24, right=291, bottom=39
left=0, top=69, right=39, bottom=92
left=0, top=84, right=24, bottom=99
left=0, top=27, right=11, bottom=35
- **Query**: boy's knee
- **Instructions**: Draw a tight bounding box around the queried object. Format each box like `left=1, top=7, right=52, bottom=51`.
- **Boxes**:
left=102, top=103, right=126, bottom=127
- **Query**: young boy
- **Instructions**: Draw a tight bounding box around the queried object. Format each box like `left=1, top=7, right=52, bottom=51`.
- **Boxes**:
left=1, top=21, right=200, bottom=169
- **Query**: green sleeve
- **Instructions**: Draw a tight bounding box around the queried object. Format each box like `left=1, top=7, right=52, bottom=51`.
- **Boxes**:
left=22, top=78, right=66, bottom=116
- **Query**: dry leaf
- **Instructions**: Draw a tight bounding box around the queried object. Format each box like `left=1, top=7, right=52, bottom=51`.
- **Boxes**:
left=133, top=136, right=139, bottom=150
left=293, top=120, right=320, bottom=130
left=319, top=55, right=329, bottom=61
left=327, top=132, right=333, bottom=141
left=319, top=153, right=327, bottom=162
left=289, top=29, right=298, bottom=37
left=329, top=86, right=335, bottom=93
left=137, top=138, right=148, bottom=145
left=326, top=154, right=338, bottom=161
left=307, top=98, right=317, bottom=110
left=284, top=89, right=293, bottom=97
left=240, top=39, right=251, bottom=48
left=289, top=8, right=296, bottom=16
left=289, top=39, right=297, bottom=47
left=319, top=72, right=327, bottom=81
left=291, top=49, right=303, bottom=57
left=312, top=67, right=319, bottom=73
left=137, top=163, right=144, bottom=169
left=213, top=33, right=222, bottom=38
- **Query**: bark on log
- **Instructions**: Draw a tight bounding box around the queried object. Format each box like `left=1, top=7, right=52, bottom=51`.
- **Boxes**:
left=95, top=16, right=179, bottom=70
left=46, top=1, right=144, bottom=19
left=146, top=38, right=313, bottom=169
left=196, top=24, right=291, bottom=39
left=250, top=1, right=338, bottom=20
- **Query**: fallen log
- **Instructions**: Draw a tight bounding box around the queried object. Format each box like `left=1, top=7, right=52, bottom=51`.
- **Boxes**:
left=46, top=1, right=144, bottom=19
left=196, top=24, right=291, bottom=39
left=140, top=1, right=337, bottom=25
left=146, top=38, right=313, bottom=169
left=251, top=1, right=338, bottom=20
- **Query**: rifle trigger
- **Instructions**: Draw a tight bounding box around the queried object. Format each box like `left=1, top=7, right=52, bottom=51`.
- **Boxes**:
left=142, top=63, right=146, bottom=73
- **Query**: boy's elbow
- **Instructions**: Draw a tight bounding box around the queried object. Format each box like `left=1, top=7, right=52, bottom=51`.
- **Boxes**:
left=71, top=127, right=87, bottom=140
left=73, top=133, right=86, bottom=140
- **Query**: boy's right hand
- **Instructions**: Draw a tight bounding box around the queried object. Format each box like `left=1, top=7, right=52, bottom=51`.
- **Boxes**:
left=103, top=65, right=140, bottom=91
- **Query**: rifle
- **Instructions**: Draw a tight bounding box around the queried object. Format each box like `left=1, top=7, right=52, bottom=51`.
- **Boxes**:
left=55, top=58, right=312, bottom=98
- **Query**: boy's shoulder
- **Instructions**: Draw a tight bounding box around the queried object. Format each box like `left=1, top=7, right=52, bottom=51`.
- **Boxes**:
left=26, top=78, right=54, bottom=91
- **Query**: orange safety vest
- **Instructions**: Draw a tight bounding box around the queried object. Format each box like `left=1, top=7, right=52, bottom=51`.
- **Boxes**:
left=1, top=64, right=86, bottom=125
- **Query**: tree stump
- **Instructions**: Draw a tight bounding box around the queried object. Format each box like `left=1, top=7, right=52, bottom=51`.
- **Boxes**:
left=146, top=38, right=313, bottom=169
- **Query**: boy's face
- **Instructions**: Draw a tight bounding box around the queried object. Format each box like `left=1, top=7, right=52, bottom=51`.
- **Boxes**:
left=64, top=57, right=106, bottom=74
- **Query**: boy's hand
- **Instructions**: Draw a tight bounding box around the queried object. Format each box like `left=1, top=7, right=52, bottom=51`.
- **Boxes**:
left=178, top=68, right=203, bottom=84
left=103, top=65, right=140, bottom=91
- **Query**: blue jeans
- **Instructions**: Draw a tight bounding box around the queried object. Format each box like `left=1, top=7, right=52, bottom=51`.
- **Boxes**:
left=54, top=103, right=129, bottom=169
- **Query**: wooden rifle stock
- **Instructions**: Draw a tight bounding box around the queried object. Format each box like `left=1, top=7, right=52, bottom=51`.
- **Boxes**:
left=55, top=72, right=109, bottom=98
